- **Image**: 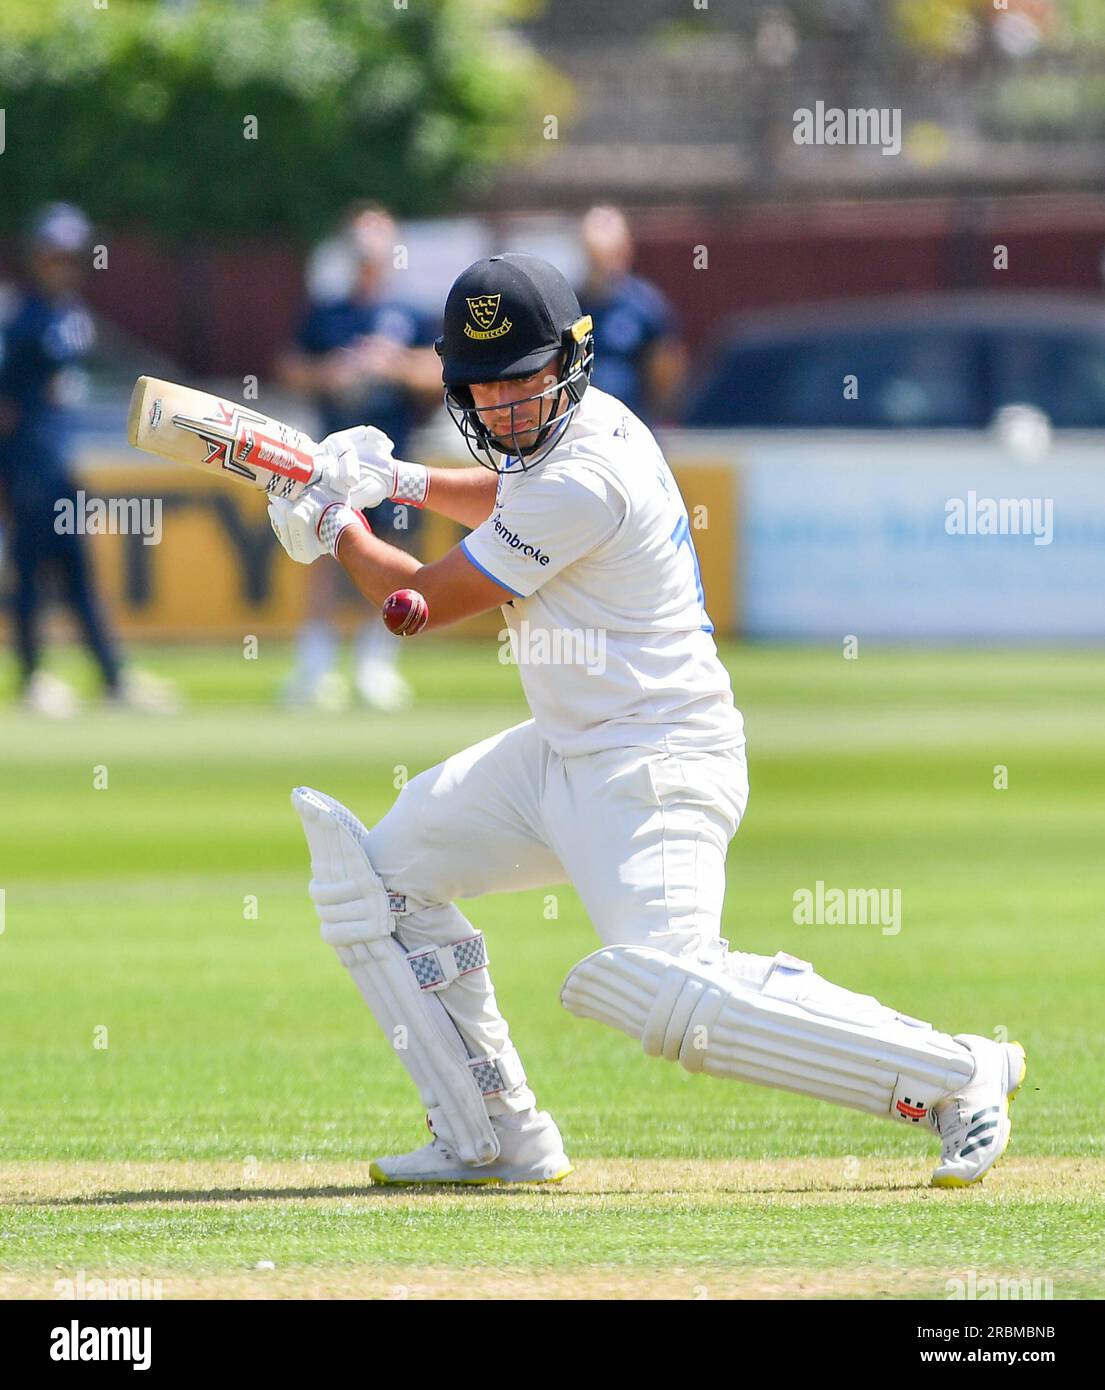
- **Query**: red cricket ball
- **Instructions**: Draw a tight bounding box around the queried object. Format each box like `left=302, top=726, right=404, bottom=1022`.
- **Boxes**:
left=382, top=588, right=429, bottom=636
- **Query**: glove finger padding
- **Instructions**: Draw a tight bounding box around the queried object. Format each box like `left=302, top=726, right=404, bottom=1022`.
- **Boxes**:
left=318, top=426, right=397, bottom=507
left=345, top=475, right=390, bottom=510
left=336, top=424, right=397, bottom=464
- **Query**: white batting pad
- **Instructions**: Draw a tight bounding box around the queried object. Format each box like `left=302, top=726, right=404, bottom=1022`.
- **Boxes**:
left=293, top=786, right=393, bottom=946
left=293, top=786, right=515, bottom=1165
left=561, top=945, right=974, bottom=1124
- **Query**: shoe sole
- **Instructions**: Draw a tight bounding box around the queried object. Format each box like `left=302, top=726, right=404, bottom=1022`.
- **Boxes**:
left=368, top=1160, right=574, bottom=1187
left=932, top=1041, right=1027, bottom=1189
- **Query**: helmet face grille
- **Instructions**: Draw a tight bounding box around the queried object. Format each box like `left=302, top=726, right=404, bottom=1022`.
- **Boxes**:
left=444, top=332, right=594, bottom=475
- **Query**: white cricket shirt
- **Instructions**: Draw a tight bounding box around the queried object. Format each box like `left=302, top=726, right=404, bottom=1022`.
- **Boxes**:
left=460, top=386, right=745, bottom=757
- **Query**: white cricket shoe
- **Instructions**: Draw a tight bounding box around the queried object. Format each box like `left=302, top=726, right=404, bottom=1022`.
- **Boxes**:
left=370, top=1111, right=572, bottom=1186
left=280, top=670, right=350, bottom=713
left=21, top=671, right=79, bottom=718
left=930, top=1034, right=1027, bottom=1188
left=107, top=668, right=182, bottom=715
left=355, top=659, right=413, bottom=712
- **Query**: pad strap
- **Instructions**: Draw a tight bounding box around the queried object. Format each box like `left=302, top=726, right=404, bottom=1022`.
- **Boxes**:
left=760, top=951, right=814, bottom=998
left=468, top=1046, right=527, bottom=1096
left=424, top=1048, right=527, bottom=1144
left=406, top=933, right=489, bottom=992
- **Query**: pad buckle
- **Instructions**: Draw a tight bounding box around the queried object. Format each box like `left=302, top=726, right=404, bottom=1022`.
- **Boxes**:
left=406, top=934, right=489, bottom=992
left=468, top=1047, right=526, bottom=1096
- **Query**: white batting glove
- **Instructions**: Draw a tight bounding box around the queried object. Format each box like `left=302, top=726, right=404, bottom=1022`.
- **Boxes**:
left=268, top=485, right=371, bottom=565
left=316, top=425, right=429, bottom=511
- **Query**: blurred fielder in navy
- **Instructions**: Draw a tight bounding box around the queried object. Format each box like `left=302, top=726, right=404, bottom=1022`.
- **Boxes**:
left=0, top=205, right=176, bottom=715
left=576, top=205, right=687, bottom=426
left=276, top=203, right=441, bottom=711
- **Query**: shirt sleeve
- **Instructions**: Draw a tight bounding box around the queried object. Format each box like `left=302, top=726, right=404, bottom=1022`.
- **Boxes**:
left=640, top=282, right=676, bottom=345
left=294, top=304, right=332, bottom=356
left=414, top=306, right=442, bottom=348
left=460, top=464, right=625, bottom=599
left=0, top=310, right=44, bottom=396
left=0, top=324, right=13, bottom=394
left=373, top=303, right=420, bottom=347
left=42, top=307, right=94, bottom=366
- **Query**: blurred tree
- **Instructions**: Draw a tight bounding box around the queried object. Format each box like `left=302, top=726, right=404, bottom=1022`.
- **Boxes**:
left=896, top=0, right=1105, bottom=56
left=895, top=0, right=987, bottom=57
left=0, top=0, right=562, bottom=244
left=1067, top=0, right=1105, bottom=43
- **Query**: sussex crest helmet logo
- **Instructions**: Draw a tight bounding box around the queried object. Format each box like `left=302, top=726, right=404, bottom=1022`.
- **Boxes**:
left=467, top=294, right=501, bottom=330
left=465, top=293, right=512, bottom=341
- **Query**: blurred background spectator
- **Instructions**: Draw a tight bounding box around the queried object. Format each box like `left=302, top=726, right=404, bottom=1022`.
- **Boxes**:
left=0, top=203, right=176, bottom=715
left=274, top=203, right=440, bottom=712
left=576, top=206, right=687, bottom=425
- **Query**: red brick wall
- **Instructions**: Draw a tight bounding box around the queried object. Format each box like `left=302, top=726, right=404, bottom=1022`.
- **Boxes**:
left=4, top=196, right=1101, bottom=376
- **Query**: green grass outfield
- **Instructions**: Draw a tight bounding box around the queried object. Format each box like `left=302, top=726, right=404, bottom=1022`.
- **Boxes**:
left=0, top=639, right=1102, bottom=1298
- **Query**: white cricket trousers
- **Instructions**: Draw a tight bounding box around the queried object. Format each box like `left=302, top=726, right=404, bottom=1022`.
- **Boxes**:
left=362, top=718, right=750, bottom=1115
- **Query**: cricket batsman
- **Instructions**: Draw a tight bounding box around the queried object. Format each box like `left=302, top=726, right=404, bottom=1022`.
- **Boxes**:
left=267, top=253, right=1026, bottom=1188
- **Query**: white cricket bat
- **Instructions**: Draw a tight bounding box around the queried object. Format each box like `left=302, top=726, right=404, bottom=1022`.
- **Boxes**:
left=127, top=376, right=323, bottom=499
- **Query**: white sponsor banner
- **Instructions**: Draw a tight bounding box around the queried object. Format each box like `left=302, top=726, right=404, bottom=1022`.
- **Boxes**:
left=739, top=437, right=1105, bottom=638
